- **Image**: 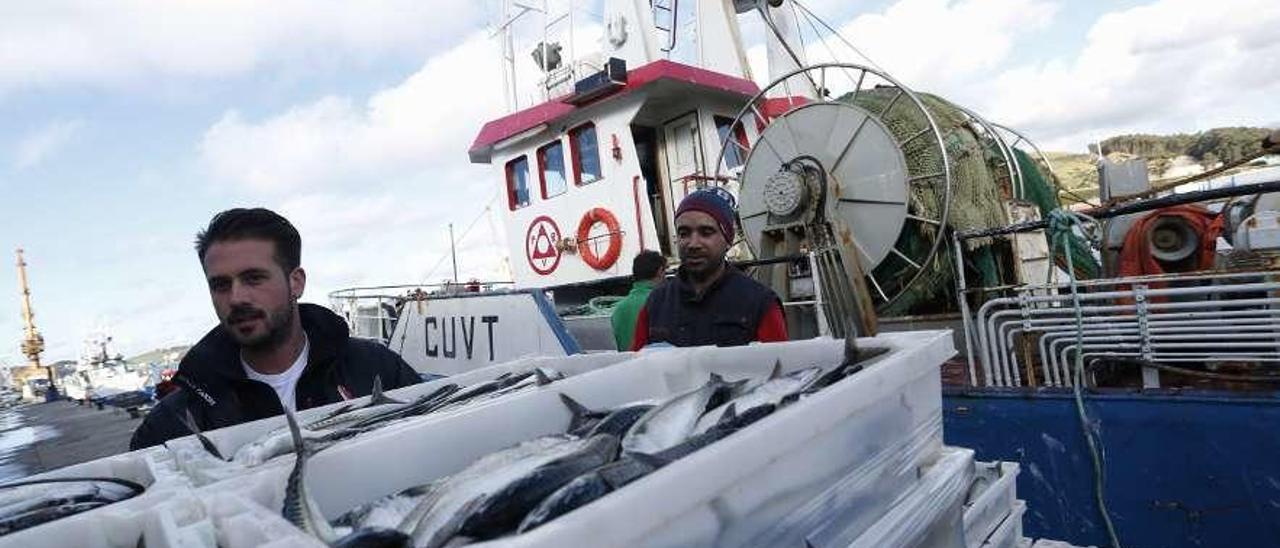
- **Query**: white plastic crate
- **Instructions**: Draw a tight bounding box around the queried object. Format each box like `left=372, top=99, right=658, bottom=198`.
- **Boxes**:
left=0, top=445, right=192, bottom=548
left=839, top=447, right=974, bottom=548
left=178, top=330, right=951, bottom=548
left=142, top=491, right=325, bottom=548
left=982, top=500, right=1026, bottom=548
left=165, top=351, right=636, bottom=485
left=964, top=461, right=1020, bottom=547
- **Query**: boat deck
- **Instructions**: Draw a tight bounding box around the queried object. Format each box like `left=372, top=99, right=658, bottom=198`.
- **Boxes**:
left=0, top=401, right=140, bottom=482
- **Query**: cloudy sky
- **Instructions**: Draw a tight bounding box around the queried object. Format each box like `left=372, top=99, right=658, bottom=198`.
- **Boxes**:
left=1, top=0, right=1276, bottom=364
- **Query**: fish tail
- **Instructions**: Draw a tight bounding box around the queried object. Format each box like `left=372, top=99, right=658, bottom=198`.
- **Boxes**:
left=176, top=407, right=227, bottom=461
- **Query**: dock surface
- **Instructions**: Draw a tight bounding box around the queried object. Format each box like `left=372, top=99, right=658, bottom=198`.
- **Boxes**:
left=0, top=401, right=140, bottom=482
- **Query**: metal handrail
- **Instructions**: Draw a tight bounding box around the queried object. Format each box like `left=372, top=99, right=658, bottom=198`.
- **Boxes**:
left=976, top=280, right=1280, bottom=386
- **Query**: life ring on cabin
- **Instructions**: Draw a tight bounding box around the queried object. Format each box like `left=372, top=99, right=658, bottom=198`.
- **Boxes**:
left=576, top=207, right=623, bottom=270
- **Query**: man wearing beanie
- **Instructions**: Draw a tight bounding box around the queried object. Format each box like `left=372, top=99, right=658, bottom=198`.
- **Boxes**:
left=629, top=188, right=788, bottom=350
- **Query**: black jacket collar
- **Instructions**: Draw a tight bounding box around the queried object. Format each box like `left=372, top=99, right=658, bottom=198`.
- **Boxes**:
left=177, top=303, right=349, bottom=386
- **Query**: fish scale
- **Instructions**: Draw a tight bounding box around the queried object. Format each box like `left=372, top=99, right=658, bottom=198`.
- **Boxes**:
left=621, top=373, right=745, bottom=455
left=402, top=435, right=604, bottom=548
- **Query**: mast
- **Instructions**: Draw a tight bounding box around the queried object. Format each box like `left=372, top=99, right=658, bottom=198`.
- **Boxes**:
left=15, top=249, right=53, bottom=393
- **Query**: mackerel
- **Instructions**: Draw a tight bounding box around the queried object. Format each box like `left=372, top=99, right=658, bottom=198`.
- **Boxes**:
left=516, top=471, right=611, bottom=533
left=693, top=367, right=822, bottom=434
left=401, top=435, right=609, bottom=548
left=305, top=376, right=406, bottom=431
left=281, top=407, right=340, bottom=545
left=281, top=407, right=411, bottom=548
left=622, top=373, right=745, bottom=455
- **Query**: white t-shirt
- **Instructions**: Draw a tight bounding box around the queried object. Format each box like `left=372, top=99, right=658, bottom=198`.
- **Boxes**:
left=242, top=335, right=310, bottom=413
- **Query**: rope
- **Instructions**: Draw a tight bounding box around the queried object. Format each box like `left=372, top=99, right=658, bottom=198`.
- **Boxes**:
left=419, top=192, right=499, bottom=283
left=1045, top=208, right=1123, bottom=548
left=791, top=0, right=891, bottom=75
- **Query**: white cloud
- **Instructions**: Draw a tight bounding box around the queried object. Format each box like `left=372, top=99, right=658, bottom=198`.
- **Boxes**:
left=983, top=0, right=1280, bottom=149
left=13, top=120, right=82, bottom=169
left=200, top=31, right=507, bottom=193
left=825, top=0, right=1058, bottom=91
left=0, top=1, right=487, bottom=94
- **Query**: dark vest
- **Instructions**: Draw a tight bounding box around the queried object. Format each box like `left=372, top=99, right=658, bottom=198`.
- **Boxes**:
left=644, top=266, right=780, bottom=347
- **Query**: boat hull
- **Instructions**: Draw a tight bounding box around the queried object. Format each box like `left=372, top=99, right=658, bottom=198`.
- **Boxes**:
left=943, top=388, right=1280, bottom=548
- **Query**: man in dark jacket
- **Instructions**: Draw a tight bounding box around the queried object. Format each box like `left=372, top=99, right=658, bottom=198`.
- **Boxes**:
left=630, top=189, right=787, bottom=349
left=130, top=208, right=420, bottom=450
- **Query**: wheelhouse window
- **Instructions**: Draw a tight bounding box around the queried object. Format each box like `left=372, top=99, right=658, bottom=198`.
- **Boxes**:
left=506, top=155, right=531, bottom=210
left=538, top=140, right=568, bottom=199
left=569, top=123, right=602, bottom=185
left=714, top=116, right=749, bottom=169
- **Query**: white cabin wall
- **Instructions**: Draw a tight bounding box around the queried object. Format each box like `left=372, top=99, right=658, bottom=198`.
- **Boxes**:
left=492, top=97, right=653, bottom=288
left=697, top=0, right=753, bottom=81
left=602, top=0, right=661, bottom=68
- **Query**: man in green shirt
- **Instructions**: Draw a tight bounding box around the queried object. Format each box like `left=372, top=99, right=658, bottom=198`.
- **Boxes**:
left=612, top=250, right=666, bottom=350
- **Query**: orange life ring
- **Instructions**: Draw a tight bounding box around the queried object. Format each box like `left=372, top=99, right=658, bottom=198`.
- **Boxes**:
left=577, top=207, right=623, bottom=270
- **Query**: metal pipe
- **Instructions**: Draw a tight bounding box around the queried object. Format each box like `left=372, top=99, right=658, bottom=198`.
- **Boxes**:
left=1003, top=310, right=1280, bottom=385
left=1063, top=345, right=1280, bottom=376
left=1052, top=335, right=1280, bottom=376
left=1010, top=269, right=1275, bottom=293
left=1008, top=320, right=1280, bottom=386
left=1004, top=305, right=1280, bottom=386
left=1084, top=353, right=1280, bottom=363
left=952, top=234, right=981, bottom=385
left=806, top=252, right=831, bottom=337
left=978, top=281, right=1280, bottom=383
left=979, top=283, right=1280, bottom=386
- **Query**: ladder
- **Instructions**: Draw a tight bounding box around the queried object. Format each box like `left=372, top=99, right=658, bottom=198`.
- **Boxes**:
left=652, top=0, right=678, bottom=53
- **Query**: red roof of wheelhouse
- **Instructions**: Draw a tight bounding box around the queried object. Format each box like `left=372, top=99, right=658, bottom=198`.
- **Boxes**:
left=469, top=60, right=760, bottom=163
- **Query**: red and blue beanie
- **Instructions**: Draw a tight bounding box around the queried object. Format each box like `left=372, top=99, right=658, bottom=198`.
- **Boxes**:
left=675, top=188, right=737, bottom=240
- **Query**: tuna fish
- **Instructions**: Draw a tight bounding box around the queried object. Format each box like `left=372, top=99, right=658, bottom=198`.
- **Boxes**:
left=558, top=395, right=655, bottom=438
left=622, top=373, right=746, bottom=455
left=515, top=471, right=611, bottom=533
left=456, top=434, right=618, bottom=539
left=693, top=367, right=822, bottom=434
left=400, top=434, right=616, bottom=548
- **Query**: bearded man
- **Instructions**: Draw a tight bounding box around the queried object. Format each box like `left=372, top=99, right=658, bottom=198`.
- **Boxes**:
left=629, top=189, right=788, bottom=350
left=130, top=208, right=420, bottom=450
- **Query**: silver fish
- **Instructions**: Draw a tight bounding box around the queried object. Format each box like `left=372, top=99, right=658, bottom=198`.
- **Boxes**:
left=235, top=379, right=435, bottom=466
left=399, top=435, right=594, bottom=548
left=622, top=373, right=745, bottom=455
left=693, top=367, right=822, bottom=435
left=281, top=408, right=412, bottom=548
left=516, top=471, right=611, bottom=533
left=281, top=407, right=340, bottom=544
left=456, top=434, right=618, bottom=539
left=305, top=376, right=406, bottom=431
left=0, top=478, right=141, bottom=535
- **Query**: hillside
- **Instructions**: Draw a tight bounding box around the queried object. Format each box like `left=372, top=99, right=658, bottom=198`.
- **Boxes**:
left=1094, top=127, right=1272, bottom=173
left=1044, top=151, right=1099, bottom=204
left=1043, top=126, right=1276, bottom=204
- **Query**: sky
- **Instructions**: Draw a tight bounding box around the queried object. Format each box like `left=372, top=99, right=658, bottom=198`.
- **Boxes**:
left=0, top=0, right=1277, bottom=365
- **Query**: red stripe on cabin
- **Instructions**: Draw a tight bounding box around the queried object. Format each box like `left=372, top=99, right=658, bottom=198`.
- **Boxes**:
left=469, top=60, right=759, bottom=163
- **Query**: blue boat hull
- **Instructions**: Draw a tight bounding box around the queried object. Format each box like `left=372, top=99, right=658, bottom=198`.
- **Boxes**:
left=943, top=388, right=1280, bottom=548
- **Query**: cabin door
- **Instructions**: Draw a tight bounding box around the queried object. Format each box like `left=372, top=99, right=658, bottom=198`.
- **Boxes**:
left=661, top=112, right=705, bottom=248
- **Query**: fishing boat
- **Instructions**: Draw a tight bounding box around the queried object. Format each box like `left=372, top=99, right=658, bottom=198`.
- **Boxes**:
left=57, top=332, right=151, bottom=410
left=326, top=1, right=1280, bottom=546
